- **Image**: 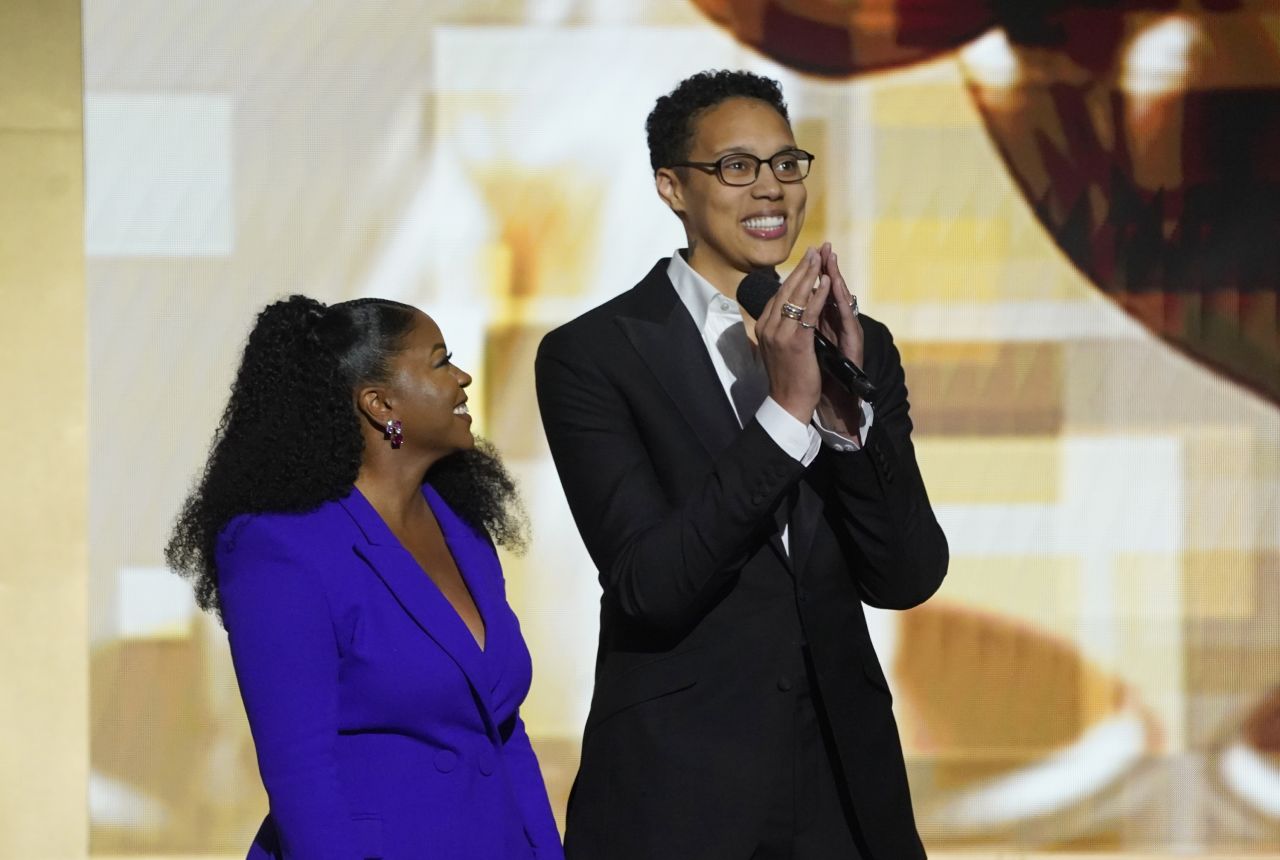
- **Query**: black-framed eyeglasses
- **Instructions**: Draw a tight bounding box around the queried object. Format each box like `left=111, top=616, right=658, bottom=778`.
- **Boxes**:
left=669, top=148, right=815, bottom=187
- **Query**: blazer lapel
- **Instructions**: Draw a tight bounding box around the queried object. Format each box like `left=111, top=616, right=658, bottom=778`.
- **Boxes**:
left=338, top=488, right=498, bottom=734
left=620, top=261, right=793, bottom=565
left=615, top=262, right=740, bottom=460
left=787, top=479, right=822, bottom=580
left=422, top=483, right=510, bottom=691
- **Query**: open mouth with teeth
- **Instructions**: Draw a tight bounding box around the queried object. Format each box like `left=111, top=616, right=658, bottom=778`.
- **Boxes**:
left=741, top=214, right=786, bottom=240
left=453, top=402, right=470, bottom=419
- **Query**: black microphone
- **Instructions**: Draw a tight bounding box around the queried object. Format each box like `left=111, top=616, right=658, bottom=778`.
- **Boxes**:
left=736, top=269, right=878, bottom=403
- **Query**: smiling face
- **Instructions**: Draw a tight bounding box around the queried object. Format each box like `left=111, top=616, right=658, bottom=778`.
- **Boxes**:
left=381, top=310, right=474, bottom=461
left=656, top=97, right=807, bottom=294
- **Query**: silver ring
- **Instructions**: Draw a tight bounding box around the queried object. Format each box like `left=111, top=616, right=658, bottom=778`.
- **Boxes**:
left=850, top=295, right=859, bottom=315
left=780, top=302, right=805, bottom=321
left=798, top=321, right=816, bottom=329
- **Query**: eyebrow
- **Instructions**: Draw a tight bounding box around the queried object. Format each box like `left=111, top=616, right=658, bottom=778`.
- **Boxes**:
left=708, top=144, right=799, bottom=159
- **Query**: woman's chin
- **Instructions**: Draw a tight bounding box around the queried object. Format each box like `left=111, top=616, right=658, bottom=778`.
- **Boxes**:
left=742, top=243, right=797, bottom=272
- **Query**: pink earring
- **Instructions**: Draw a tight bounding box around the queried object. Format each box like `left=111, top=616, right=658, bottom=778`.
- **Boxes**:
left=384, top=419, right=403, bottom=449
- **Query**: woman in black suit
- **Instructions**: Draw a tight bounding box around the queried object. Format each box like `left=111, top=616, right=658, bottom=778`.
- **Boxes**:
left=535, top=70, right=948, bottom=859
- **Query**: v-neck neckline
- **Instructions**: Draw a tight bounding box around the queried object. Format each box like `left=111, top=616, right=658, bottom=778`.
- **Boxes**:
left=421, top=485, right=487, bottom=653
left=352, top=483, right=489, bottom=654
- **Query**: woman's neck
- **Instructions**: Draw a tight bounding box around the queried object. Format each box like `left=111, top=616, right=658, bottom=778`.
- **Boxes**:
left=355, top=458, right=433, bottom=531
left=684, top=245, right=743, bottom=300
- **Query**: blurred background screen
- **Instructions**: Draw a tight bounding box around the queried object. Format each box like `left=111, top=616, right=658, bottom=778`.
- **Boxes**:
left=82, top=0, right=1279, bottom=855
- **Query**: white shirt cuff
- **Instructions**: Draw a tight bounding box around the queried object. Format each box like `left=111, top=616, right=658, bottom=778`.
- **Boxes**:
left=757, top=397, right=822, bottom=466
left=813, top=400, right=875, bottom=453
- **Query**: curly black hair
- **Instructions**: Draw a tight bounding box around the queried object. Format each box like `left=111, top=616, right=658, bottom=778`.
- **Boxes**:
left=645, top=69, right=790, bottom=173
left=165, top=294, right=527, bottom=620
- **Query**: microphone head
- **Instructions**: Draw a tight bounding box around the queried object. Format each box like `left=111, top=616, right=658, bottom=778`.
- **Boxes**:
left=736, top=268, right=780, bottom=320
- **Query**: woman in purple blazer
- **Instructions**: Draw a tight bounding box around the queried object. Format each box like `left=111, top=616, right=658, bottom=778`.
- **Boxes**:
left=166, top=295, right=563, bottom=859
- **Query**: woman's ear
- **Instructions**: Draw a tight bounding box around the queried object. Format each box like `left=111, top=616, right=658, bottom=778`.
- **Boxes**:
left=354, top=385, right=393, bottom=430
left=655, top=167, right=685, bottom=216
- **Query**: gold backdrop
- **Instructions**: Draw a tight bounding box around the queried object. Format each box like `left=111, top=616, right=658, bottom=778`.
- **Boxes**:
left=0, top=1, right=87, bottom=857
left=74, top=1, right=1280, bottom=857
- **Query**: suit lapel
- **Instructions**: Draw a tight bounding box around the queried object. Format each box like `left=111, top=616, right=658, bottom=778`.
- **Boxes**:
left=423, top=483, right=510, bottom=690
left=338, top=487, right=498, bottom=735
left=621, top=261, right=794, bottom=566
left=616, top=262, right=740, bottom=460
left=787, top=479, right=822, bottom=580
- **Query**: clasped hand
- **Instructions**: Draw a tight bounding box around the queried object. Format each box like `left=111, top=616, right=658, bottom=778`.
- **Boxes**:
left=756, top=243, right=865, bottom=431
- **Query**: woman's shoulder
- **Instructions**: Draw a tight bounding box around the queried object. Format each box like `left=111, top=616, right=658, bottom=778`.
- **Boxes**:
left=215, top=496, right=354, bottom=562
left=214, top=498, right=362, bottom=626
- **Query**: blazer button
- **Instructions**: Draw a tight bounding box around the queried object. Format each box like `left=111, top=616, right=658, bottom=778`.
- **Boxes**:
left=776, top=677, right=793, bottom=692
left=434, top=749, right=457, bottom=773
left=478, top=748, right=496, bottom=776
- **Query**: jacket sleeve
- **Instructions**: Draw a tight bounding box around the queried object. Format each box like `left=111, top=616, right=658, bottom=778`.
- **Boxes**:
left=500, top=714, right=566, bottom=859
left=216, top=517, right=360, bottom=860
left=535, top=328, right=805, bottom=632
left=820, top=318, right=949, bottom=609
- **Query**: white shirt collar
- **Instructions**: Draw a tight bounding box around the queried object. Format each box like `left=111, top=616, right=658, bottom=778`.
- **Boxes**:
left=667, top=249, right=741, bottom=328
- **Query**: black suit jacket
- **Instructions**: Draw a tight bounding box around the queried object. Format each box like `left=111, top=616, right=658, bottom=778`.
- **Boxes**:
left=535, top=259, right=948, bottom=859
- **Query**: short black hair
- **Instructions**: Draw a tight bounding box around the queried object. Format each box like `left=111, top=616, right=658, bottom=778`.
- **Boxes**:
left=646, top=69, right=790, bottom=173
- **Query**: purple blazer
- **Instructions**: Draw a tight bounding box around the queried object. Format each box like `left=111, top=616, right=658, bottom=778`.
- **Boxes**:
left=216, top=483, right=563, bottom=860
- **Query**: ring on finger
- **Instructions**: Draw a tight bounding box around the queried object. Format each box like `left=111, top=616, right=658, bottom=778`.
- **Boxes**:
left=780, top=302, right=805, bottom=320
left=850, top=295, right=859, bottom=315
left=798, top=321, right=816, bottom=329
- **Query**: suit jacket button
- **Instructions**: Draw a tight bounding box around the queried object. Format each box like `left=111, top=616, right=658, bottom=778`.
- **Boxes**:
left=478, top=748, right=496, bottom=776
left=776, top=677, right=793, bottom=692
left=434, top=749, right=457, bottom=773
